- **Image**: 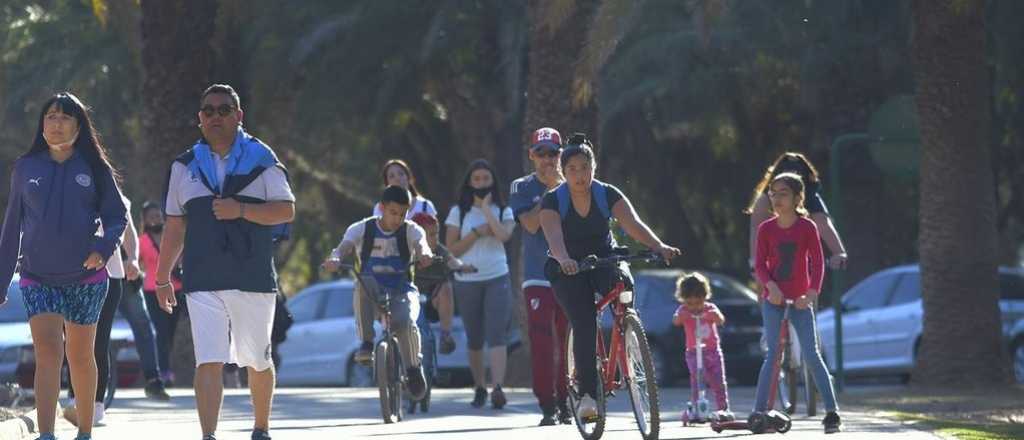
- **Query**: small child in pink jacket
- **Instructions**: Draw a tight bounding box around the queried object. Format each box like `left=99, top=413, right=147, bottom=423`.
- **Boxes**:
left=672, top=272, right=732, bottom=419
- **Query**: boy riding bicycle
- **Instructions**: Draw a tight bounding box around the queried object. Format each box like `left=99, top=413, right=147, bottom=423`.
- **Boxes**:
left=323, top=185, right=433, bottom=400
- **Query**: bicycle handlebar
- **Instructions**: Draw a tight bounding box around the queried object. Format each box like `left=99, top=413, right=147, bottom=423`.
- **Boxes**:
left=576, top=250, right=666, bottom=272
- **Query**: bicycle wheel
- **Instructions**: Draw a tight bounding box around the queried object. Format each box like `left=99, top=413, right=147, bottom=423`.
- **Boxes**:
left=375, top=340, right=399, bottom=424
left=387, top=337, right=404, bottom=422
left=566, top=328, right=606, bottom=440
left=623, top=312, right=660, bottom=440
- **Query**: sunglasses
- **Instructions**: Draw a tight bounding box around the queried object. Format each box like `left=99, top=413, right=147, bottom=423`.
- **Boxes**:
left=200, top=104, right=237, bottom=117
left=531, top=147, right=560, bottom=158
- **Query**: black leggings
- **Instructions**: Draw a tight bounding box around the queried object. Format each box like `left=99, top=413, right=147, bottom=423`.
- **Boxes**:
left=69, top=277, right=123, bottom=403
left=144, top=290, right=184, bottom=375
left=547, top=259, right=628, bottom=398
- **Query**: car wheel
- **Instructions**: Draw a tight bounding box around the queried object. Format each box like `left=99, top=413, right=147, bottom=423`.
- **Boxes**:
left=346, top=356, right=373, bottom=387
left=1014, top=340, right=1024, bottom=384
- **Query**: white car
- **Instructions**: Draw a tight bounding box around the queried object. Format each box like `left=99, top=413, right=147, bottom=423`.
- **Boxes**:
left=817, top=265, right=1024, bottom=380
left=275, top=279, right=475, bottom=387
left=1009, top=318, right=1024, bottom=383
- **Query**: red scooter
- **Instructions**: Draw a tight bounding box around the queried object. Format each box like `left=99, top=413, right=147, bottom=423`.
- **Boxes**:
left=711, top=300, right=794, bottom=434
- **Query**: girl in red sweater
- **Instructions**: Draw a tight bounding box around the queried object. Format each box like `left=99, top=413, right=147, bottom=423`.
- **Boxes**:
left=753, top=173, right=841, bottom=434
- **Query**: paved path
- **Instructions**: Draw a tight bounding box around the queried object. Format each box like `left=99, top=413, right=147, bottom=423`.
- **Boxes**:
left=47, top=386, right=939, bottom=439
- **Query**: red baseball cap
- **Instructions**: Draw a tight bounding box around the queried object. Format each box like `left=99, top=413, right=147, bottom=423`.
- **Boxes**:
left=530, top=127, right=562, bottom=151
left=411, top=212, right=438, bottom=228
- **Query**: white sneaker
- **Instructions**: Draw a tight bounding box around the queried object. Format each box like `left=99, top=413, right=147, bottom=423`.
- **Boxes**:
left=578, top=396, right=598, bottom=421
left=93, top=403, right=105, bottom=425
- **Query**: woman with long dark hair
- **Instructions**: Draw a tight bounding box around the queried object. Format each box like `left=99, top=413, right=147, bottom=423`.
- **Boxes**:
left=539, top=137, right=680, bottom=420
left=444, top=159, right=516, bottom=409
left=745, top=152, right=847, bottom=272
left=373, top=159, right=437, bottom=218
left=0, top=92, right=128, bottom=440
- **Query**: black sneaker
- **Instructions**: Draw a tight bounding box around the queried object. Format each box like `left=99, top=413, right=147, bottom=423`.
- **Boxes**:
left=491, top=385, right=507, bottom=409
left=557, top=400, right=572, bottom=424
left=471, top=386, right=488, bottom=408
left=202, top=435, right=216, bottom=440
left=539, top=403, right=557, bottom=426
left=439, top=332, right=456, bottom=355
left=823, top=411, right=842, bottom=434
left=251, top=428, right=271, bottom=440
left=355, top=341, right=374, bottom=365
left=144, top=378, right=171, bottom=401
left=407, top=366, right=428, bottom=401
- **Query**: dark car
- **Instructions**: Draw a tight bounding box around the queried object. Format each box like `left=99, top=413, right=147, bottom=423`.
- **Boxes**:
left=624, top=269, right=764, bottom=386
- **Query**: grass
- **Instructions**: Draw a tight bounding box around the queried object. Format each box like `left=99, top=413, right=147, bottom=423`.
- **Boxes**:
left=843, top=383, right=1024, bottom=440
left=889, top=412, right=1024, bottom=440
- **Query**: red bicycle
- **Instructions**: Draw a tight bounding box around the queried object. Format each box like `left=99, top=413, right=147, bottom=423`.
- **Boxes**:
left=564, top=250, right=665, bottom=440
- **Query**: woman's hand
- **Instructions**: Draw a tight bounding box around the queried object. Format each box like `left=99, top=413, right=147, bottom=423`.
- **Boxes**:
left=655, top=243, right=681, bottom=263
left=828, top=253, right=848, bottom=270
left=558, top=257, right=579, bottom=276
left=473, top=224, right=493, bottom=237
left=82, top=252, right=105, bottom=270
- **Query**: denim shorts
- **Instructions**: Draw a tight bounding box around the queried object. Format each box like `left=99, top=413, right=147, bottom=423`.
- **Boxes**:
left=22, top=280, right=109, bottom=325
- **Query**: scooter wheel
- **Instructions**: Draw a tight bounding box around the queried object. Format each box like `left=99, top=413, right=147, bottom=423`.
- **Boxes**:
left=777, top=418, right=792, bottom=434
left=748, top=413, right=767, bottom=434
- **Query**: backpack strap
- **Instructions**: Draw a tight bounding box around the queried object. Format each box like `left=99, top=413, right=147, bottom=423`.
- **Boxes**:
left=359, top=219, right=376, bottom=272
left=556, top=183, right=571, bottom=219
left=397, top=222, right=411, bottom=266
left=592, top=179, right=611, bottom=220
left=556, top=180, right=611, bottom=220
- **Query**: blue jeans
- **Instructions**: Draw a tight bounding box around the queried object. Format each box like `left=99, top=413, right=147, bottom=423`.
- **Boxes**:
left=754, top=301, right=838, bottom=413
left=118, top=284, right=160, bottom=381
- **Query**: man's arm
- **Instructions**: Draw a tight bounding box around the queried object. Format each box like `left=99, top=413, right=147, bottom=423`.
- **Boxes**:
left=242, top=201, right=295, bottom=225
left=156, top=216, right=186, bottom=285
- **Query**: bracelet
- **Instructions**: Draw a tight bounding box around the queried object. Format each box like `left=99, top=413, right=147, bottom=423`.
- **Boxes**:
left=155, top=280, right=173, bottom=289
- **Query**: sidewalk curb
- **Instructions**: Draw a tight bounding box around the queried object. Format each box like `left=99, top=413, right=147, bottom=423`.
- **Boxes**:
left=0, top=409, right=35, bottom=440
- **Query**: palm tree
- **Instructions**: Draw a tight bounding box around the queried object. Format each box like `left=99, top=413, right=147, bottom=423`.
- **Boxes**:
left=138, top=0, right=218, bottom=201
left=138, top=0, right=219, bottom=386
left=911, top=0, right=1008, bottom=385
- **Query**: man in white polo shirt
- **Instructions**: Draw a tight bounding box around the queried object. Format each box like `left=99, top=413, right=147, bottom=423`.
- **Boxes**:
left=154, top=84, right=295, bottom=440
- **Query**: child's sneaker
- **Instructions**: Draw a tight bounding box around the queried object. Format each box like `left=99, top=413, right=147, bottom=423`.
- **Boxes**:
left=74, top=434, right=92, bottom=440
left=202, top=435, right=217, bottom=440
left=715, top=409, right=735, bottom=422
left=251, top=428, right=271, bottom=440
left=823, top=411, right=842, bottom=434
left=36, top=434, right=57, bottom=440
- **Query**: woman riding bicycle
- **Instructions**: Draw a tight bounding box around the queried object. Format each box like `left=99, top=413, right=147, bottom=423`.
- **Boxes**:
left=539, top=134, right=680, bottom=420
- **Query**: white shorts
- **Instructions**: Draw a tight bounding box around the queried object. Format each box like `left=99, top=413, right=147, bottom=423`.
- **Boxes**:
left=187, top=290, right=276, bottom=371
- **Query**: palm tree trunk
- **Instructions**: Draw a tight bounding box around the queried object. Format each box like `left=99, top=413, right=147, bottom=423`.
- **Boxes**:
left=524, top=0, right=601, bottom=144
left=911, top=0, right=1008, bottom=386
left=138, top=0, right=218, bottom=202
left=139, top=0, right=218, bottom=386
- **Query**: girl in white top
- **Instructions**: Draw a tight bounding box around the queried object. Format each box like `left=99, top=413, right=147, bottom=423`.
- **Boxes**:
left=372, top=159, right=437, bottom=219
left=444, top=159, right=516, bottom=409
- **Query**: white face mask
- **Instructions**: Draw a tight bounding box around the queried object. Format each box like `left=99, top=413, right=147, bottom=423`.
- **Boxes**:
left=44, top=128, right=80, bottom=150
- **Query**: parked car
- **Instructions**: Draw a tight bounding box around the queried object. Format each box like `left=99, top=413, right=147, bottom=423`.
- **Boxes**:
left=1, top=276, right=140, bottom=388
left=817, top=265, right=1024, bottom=381
left=276, top=278, right=501, bottom=387
left=626, top=269, right=764, bottom=386
left=1009, top=317, right=1024, bottom=383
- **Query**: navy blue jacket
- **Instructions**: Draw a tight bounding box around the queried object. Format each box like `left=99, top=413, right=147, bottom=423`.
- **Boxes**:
left=0, top=149, right=128, bottom=291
